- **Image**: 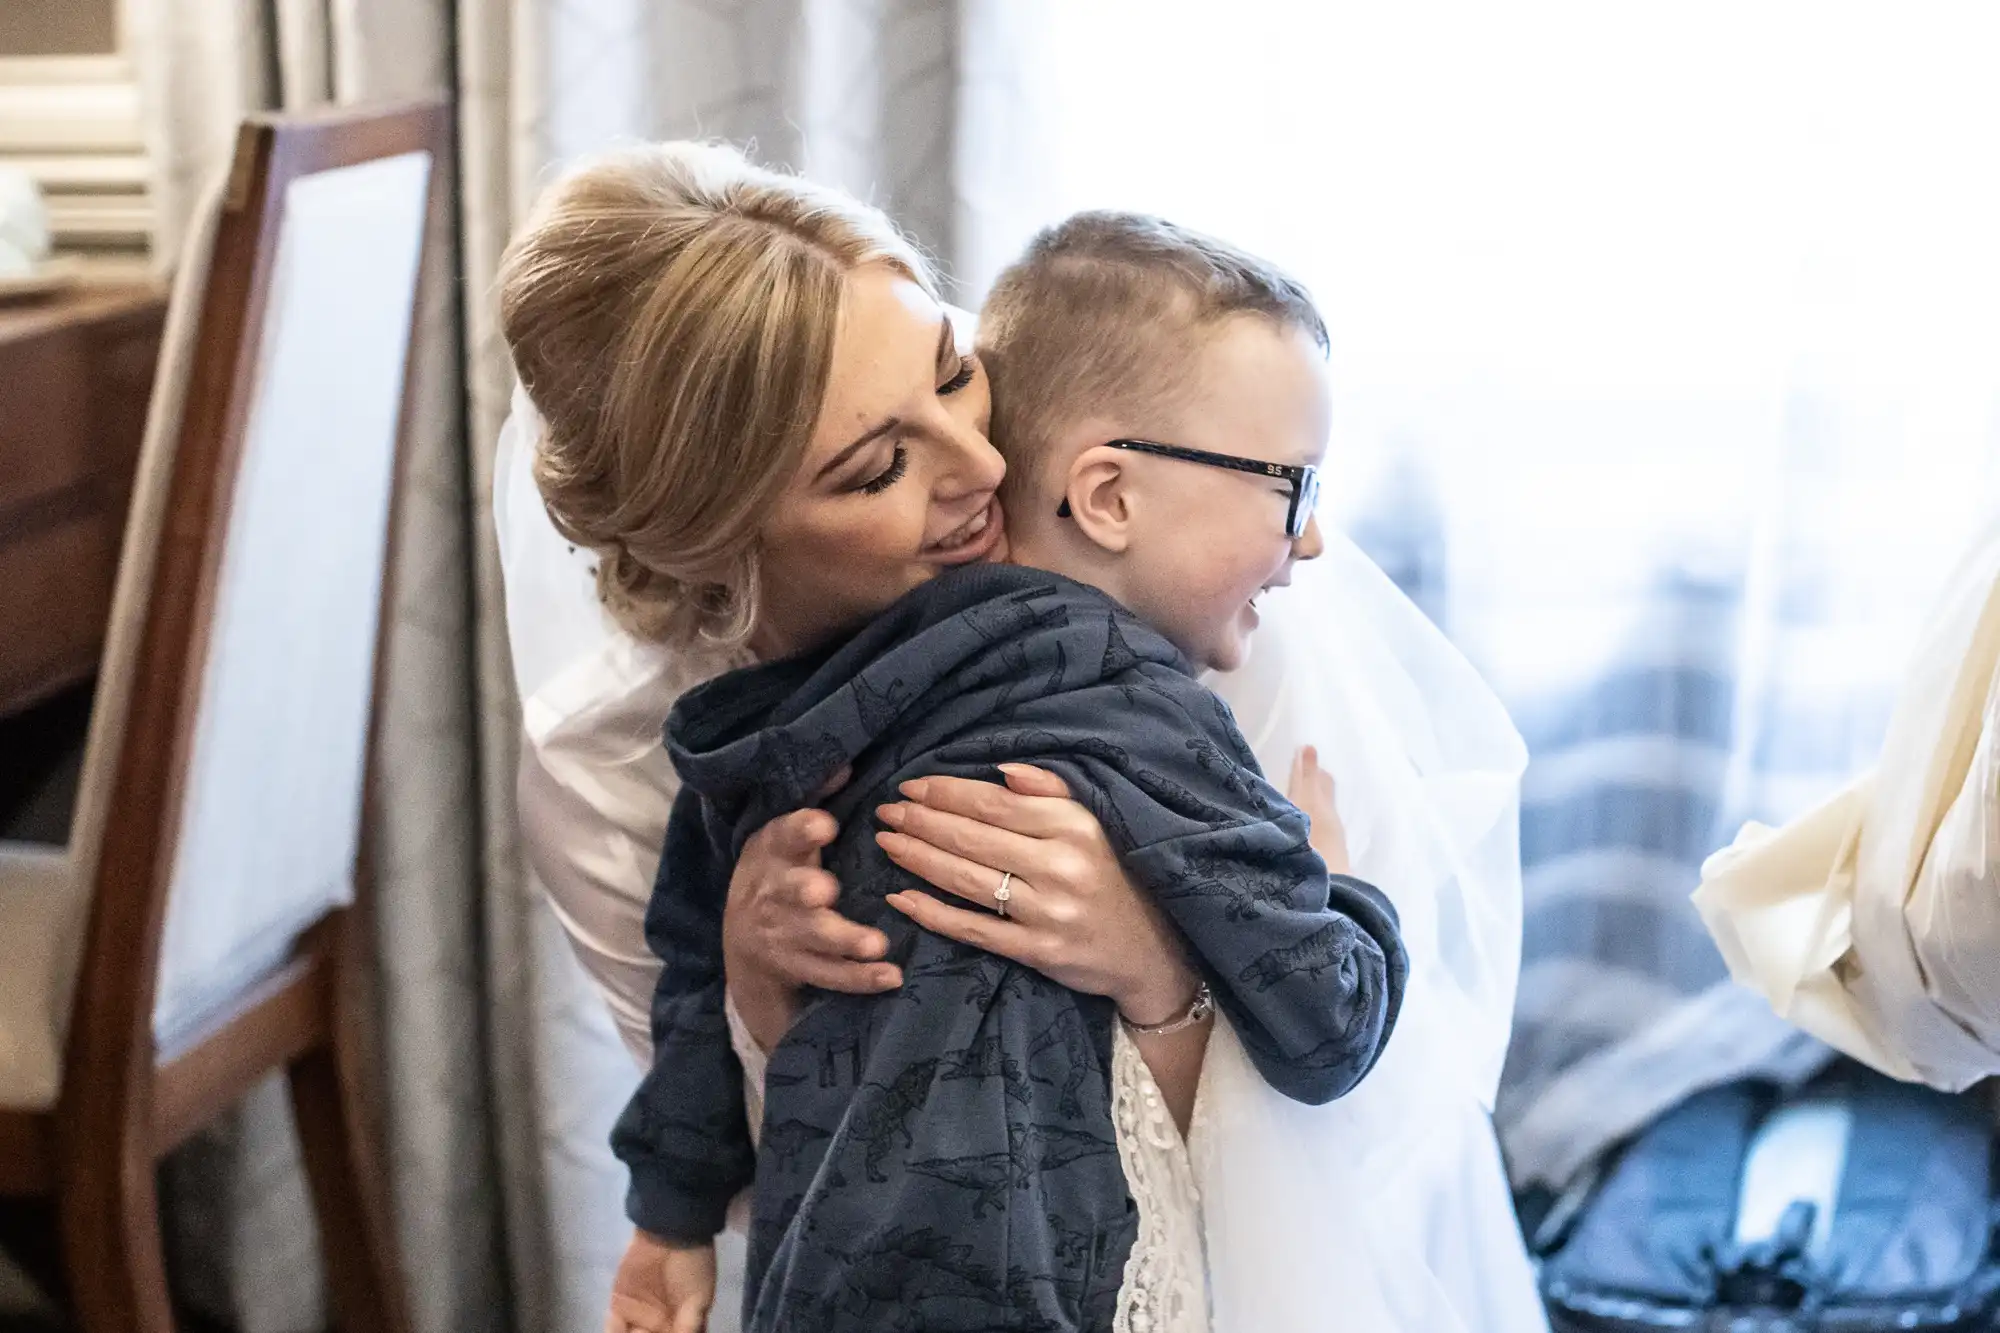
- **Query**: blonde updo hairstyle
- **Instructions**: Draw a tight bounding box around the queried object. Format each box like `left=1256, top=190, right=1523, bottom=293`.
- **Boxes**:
left=498, top=141, right=937, bottom=647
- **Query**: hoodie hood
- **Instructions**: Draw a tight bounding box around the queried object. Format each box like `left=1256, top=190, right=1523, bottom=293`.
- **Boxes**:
left=665, top=563, right=1186, bottom=849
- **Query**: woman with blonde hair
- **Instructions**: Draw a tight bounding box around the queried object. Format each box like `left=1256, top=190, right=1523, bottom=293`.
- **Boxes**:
left=495, top=140, right=1543, bottom=1331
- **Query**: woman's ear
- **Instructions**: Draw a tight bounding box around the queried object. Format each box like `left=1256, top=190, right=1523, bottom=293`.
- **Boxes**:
left=1063, top=446, right=1134, bottom=554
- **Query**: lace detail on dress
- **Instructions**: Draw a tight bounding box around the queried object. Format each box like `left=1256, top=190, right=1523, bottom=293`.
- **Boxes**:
left=1112, top=1025, right=1210, bottom=1333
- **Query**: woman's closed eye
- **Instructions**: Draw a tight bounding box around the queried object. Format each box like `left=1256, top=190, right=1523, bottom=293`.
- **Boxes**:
left=855, top=443, right=909, bottom=495
left=844, top=355, right=975, bottom=494
left=938, top=354, right=976, bottom=396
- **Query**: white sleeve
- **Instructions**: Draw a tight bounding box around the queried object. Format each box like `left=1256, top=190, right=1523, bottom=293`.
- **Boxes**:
left=494, top=384, right=690, bottom=1065
left=723, top=993, right=769, bottom=1145
left=516, top=663, right=679, bottom=1066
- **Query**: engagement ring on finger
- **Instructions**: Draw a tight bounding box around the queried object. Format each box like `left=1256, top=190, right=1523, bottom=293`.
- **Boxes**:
left=994, top=870, right=1014, bottom=918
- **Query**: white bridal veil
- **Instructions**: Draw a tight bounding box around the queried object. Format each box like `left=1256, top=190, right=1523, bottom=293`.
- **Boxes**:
left=1200, top=531, right=1543, bottom=1331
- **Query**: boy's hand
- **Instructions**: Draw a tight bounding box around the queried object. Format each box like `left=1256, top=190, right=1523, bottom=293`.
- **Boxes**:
left=1288, top=746, right=1351, bottom=875
left=606, top=1229, right=715, bottom=1333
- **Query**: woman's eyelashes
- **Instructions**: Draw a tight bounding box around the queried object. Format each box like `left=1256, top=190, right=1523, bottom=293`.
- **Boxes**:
left=847, top=358, right=973, bottom=495
left=856, top=443, right=909, bottom=495
left=938, top=354, right=976, bottom=396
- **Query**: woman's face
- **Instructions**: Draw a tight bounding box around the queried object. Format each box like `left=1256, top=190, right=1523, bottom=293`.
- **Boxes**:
left=752, top=263, right=1005, bottom=657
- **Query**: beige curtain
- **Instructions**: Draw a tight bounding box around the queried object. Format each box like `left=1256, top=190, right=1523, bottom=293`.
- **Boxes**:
left=130, top=2, right=512, bottom=1331
left=459, top=5, right=1055, bottom=1331
left=132, top=1, right=1048, bottom=1328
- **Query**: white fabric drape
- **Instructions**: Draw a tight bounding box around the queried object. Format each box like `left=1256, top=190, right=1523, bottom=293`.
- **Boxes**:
left=977, top=0, right=2000, bottom=1188
left=1696, top=522, right=2000, bottom=1089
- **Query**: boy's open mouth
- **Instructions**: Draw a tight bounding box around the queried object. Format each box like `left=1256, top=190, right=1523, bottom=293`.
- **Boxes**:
left=1251, top=574, right=1291, bottom=608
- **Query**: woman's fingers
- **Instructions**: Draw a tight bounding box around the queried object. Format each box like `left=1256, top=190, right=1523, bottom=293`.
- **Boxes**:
left=811, top=764, right=853, bottom=803
left=741, top=861, right=896, bottom=990
left=790, top=955, right=903, bottom=993
left=776, top=856, right=840, bottom=908
left=778, top=865, right=839, bottom=912
left=767, top=866, right=899, bottom=990
left=790, top=914, right=892, bottom=965
left=876, top=799, right=1042, bottom=882
left=885, top=890, right=1040, bottom=962
left=997, top=762, right=1072, bottom=800
left=877, top=829, right=1027, bottom=917
left=763, top=806, right=837, bottom=861
left=895, top=773, right=1084, bottom=838
left=774, top=868, right=888, bottom=961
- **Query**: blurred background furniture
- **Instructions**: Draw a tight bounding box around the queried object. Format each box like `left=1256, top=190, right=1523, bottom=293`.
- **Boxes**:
left=0, top=285, right=164, bottom=722
left=0, top=100, right=442, bottom=1332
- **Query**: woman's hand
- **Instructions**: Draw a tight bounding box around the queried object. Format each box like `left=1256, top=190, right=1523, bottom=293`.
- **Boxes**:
left=723, top=771, right=899, bottom=1051
left=874, top=764, right=1200, bottom=1026
left=1287, top=745, right=1351, bottom=875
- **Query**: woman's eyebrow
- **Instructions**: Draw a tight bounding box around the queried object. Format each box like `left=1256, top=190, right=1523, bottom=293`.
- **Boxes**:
left=818, top=417, right=900, bottom=480
left=818, top=315, right=958, bottom=482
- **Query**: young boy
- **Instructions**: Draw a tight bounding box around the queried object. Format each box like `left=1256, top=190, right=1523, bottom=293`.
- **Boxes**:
left=615, top=213, right=1408, bottom=1333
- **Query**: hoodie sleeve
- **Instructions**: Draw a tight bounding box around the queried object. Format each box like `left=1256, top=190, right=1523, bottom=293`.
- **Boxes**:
left=943, top=665, right=1408, bottom=1106
left=609, top=786, right=757, bottom=1242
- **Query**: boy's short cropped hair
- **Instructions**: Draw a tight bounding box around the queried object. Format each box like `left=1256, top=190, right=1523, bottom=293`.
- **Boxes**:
left=976, top=211, right=1329, bottom=509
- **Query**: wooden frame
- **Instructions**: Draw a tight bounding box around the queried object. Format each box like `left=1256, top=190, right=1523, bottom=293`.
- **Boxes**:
left=0, top=100, right=448, bottom=1332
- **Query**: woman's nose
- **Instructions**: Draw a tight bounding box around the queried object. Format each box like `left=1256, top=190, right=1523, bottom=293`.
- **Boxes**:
left=1294, top=513, right=1326, bottom=560
left=939, top=417, right=1006, bottom=496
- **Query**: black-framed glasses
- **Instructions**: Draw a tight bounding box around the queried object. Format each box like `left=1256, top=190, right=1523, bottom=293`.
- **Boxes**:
left=1056, top=438, right=1321, bottom=539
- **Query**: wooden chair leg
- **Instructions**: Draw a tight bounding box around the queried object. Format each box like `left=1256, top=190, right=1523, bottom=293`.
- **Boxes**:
left=289, top=1041, right=411, bottom=1333
left=56, top=1142, right=176, bottom=1333
left=288, top=913, right=410, bottom=1333
left=0, top=1195, right=69, bottom=1307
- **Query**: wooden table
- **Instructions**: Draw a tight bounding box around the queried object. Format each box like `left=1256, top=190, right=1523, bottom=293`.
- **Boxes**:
left=0, top=285, right=166, bottom=719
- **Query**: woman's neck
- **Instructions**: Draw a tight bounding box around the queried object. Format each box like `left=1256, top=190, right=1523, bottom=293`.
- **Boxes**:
left=745, top=621, right=789, bottom=663
left=747, top=615, right=844, bottom=664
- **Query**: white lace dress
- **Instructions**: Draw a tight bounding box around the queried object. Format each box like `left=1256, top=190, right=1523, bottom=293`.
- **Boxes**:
left=727, top=999, right=1211, bottom=1332
left=1108, top=1024, right=1210, bottom=1333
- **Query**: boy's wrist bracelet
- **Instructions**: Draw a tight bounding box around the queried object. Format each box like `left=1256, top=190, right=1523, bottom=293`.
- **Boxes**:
left=1120, top=982, right=1214, bottom=1036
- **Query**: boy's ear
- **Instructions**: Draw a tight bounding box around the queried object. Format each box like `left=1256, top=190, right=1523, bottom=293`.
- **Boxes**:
left=1062, top=446, right=1134, bottom=554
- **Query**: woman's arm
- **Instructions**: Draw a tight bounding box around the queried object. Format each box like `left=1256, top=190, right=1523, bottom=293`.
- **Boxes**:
left=880, top=749, right=1371, bottom=1128
left=875, top=765, right=1211, bottom=1132
left=720, top=761, right=1213, bottom=1129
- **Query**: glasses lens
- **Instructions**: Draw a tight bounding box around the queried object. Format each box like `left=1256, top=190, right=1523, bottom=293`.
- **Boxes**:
left=1291, top=470, right=1321, bottom=538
